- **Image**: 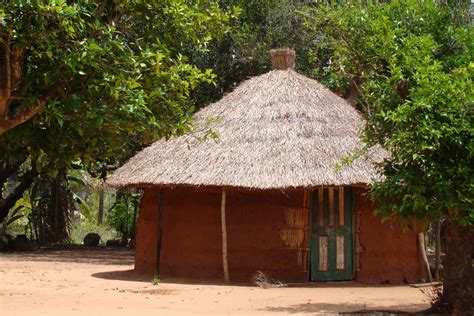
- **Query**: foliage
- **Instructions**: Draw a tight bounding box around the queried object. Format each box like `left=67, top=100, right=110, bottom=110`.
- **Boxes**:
left=70, top=220, right=116, bottom=245
left=304, top=3, right=473, bottom=311
left=2, top=204, right=28, bottom=236
left=33, top=172, right=75, bottom=242
left=68, top=170, right=113, bottom=223
left=4, top=167, right=120, bottom=244
left=6, top=204, right=24, bottom=227
left=304, top=0, right=474, bottom=225
left=107, top=190, right=141, bottom=240
left=68, top=170, right=126, bottom=243
left=0, top=0, right=235, bottom=228
left=0, top=0, right=234, bottom=172
left=189, top=0, right=313, bottom=107
left=152, top=274, right=161, bottom=286
left=4, top=181, right=42, bottom=239
left=68, top=170, right=120, bottom=244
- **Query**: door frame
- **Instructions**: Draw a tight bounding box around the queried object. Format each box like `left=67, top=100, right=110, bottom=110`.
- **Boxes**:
left=309, top=186, right=355, bottom=281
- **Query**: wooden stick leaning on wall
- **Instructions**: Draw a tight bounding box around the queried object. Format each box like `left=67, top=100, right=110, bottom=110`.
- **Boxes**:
left=221, top=188, right=229, bottom=283
left=156, top=188, right=165, bottom=275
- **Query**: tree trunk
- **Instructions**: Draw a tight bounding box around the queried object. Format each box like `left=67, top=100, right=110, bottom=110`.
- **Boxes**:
left=418, top=232, right=433, bottom=282
left=53, top=173, right=60, bottom=235
left=435, top=218, right=441, bottom=280
left=116, top=188, right=125, bottom=202
left=97, top=186, right=104, bottom=224
left=34, top=171, right=73, bottom=243
left=442, top=221, right=473, bottom=314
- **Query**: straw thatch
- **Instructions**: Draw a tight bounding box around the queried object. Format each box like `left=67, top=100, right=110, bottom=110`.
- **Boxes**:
left=108, top=53, right=385, bottom=189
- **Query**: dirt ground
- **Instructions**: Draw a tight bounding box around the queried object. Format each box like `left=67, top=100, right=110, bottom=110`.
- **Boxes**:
left=0, top=248, right=432, bottom=315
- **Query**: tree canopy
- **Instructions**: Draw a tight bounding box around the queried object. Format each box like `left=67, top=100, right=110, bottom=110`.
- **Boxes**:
left=304, top=0, right=473, bottom=225
left=304, top=1, right=473, bottom=312
left=0, top=0, right=234, bottom=166
left=0, top=0, right=235, bottom=222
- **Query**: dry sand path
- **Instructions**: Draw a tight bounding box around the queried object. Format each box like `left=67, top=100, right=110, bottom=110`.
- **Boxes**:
left=0, top=248, right=431, bottom=315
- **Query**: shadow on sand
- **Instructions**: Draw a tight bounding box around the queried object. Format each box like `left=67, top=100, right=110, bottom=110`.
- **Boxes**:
left=92, top=269, right=152, bottom=283
left=92, top=270, right=244, bottom=285
left=285, top=281, right=403, bottom=288
left=91, top=271, right=433, bottom=292
left=262, top=303, right=436, bottom=315
left=91, top=271, right=436, bottom=315
left=1, top=246, right=135, bottom=265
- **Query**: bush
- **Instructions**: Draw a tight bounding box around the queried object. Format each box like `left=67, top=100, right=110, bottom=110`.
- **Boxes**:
left=70, top=220, right=116, bottom=245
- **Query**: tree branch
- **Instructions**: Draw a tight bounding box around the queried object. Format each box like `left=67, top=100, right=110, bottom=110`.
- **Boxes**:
left=4, top=24, right=12, bottom=98
left=1, top=23, right=27, bottom=129
left=0, top=98, right=49, bottom=135
left=0, top=166, right=38, bottom=223
left=12, top=47, right=23, bottom=86
left=0, top=24, right=12, bottom=118
left=0, top=158, right=27, bottom=186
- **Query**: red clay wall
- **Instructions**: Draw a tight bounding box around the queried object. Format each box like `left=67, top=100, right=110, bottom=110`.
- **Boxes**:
left=135, top=186, right=426, bottom=284
left=159, top=187, right=223, bottom=281
left=160, top=187, right=308, bottom=283
left=135, top=186, right=308, bottom=283
left=353, top=187, right=426, bottom=284
left=225, top=189, right=308, bottom=283
left=134, top=187, right=159, bottom=275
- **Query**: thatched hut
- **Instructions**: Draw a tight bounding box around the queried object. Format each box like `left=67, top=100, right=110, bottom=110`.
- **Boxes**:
left=108, top=49, right=426, bottom=284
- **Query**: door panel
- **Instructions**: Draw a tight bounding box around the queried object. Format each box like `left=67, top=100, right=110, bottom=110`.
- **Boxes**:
left=311, top=186, right=353, bottom=281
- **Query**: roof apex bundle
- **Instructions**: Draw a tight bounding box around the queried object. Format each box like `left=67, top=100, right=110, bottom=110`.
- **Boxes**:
left=107, top=49, right=385, bottom=189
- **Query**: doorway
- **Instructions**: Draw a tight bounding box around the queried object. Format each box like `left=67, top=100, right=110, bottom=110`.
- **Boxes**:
left=310, top=186, right=354, bottom=281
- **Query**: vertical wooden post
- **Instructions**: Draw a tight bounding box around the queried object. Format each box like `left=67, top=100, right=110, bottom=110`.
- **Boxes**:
left=156, top=188, right=165, bottom=275
left=221, top=188, right=229, bottom=283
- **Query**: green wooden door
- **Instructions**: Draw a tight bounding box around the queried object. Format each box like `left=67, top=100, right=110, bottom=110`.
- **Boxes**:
left=310, top=186, right=353, bottom=281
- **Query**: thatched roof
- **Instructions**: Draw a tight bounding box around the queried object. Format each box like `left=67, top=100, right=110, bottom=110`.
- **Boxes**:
left=107, top=49, right=385, bottom=189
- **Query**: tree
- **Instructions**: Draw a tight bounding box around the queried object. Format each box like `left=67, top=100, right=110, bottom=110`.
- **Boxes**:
left=188, top=0, right=314, bottom=108
left=304, top=0, right=473, bottom=313
left=0, top=0, right=235, bottom=224
left=33, top=170, right=75, bottom=243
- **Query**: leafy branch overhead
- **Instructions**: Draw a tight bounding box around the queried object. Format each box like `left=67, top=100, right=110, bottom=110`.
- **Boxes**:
left=0, top=0, right=235, bottom=164
left=304, top=1, right=473, bottom=225
left=0, top=0, right=236, bottom=223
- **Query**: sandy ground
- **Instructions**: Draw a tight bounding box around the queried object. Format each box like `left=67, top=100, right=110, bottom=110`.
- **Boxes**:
left=0, top=248, right=431, bottom=315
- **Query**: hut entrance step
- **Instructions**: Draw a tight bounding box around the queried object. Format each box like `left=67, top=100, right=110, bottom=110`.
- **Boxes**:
left=310, top=186, right=354, bottom=281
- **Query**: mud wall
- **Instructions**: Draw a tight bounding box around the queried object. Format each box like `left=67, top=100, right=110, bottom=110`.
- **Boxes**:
left=353, top=187, right=426, bottom=284
left=135, top=186, right=427, bottom=284
left=225, top=189, right=309, bottom=283
left=159, top=187, right=223, bottom=281
left=136, top=186, right=309, bottom=283
left=134, top=187, right=159, bottom=274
